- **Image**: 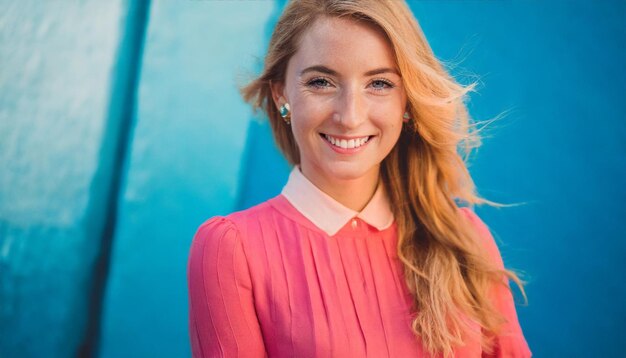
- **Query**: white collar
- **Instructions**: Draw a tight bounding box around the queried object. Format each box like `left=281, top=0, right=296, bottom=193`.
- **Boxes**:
left=280, top=165, right=394, bottom=236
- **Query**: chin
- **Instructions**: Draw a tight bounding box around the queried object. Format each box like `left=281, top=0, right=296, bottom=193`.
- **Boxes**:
left=323, top=161, right=376, bottom=181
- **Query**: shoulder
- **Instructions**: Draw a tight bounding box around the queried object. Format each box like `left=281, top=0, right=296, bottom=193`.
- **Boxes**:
left=190, top=197, right=279, bottom=252
left=187, top=199, right=282, bottom=290
left=457, top=206, right=504, bottom=269
left=192, top=216, right=240, bottom=248
left=188, top=216, right=243, bottom=274
left=228, top=197, right=277, bottom=229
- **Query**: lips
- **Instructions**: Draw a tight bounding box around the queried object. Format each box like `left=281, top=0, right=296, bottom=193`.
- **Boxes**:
left=320, top=133, right=372, bottom=149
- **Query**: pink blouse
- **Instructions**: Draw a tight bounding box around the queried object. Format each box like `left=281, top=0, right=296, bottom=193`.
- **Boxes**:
left=187, top=166, right=531, bottom=357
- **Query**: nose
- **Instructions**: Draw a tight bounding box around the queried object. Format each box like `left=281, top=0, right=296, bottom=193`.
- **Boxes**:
left=335, top=85, right=366, bottom=129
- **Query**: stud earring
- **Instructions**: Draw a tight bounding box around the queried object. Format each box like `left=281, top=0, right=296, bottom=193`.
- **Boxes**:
left=403, top=111, right=410, bottom=122
left=280, top=103, right=291, bottom=124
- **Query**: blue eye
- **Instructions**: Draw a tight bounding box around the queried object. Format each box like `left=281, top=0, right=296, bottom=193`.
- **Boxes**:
left=371, top=79, right=394, bottom=91
left=307, top=77, right=332, bottom=88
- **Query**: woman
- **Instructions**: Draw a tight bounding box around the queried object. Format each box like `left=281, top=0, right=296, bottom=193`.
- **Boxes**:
left=187, top=0, right=531, bottom=357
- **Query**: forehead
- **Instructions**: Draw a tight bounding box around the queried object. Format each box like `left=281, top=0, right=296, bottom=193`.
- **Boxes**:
left=290, top=16, right=397, bottom=74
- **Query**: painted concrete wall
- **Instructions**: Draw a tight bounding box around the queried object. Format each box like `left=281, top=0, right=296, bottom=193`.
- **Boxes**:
left=407, top=2, right=626, bottom=356
left=97, top=2, right=276, bottom=358
left=1, top=1, right=624, bottom=357
left=0, top=0, right=140, bottom=356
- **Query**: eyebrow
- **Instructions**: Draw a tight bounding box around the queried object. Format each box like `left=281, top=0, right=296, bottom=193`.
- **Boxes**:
left=299, top=65, right=400, bottom=77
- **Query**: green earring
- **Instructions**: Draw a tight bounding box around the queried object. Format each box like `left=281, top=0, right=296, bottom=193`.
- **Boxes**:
left=280, top=103, right=291, bottom=124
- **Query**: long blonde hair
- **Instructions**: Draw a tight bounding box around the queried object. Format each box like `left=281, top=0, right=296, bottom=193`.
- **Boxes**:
left=240, top=0, right=527, bottom=356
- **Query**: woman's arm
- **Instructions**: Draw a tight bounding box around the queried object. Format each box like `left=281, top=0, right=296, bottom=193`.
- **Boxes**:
left=460, top=207, right=532, bottom=358
left=187, top=217, right=267, bottom=358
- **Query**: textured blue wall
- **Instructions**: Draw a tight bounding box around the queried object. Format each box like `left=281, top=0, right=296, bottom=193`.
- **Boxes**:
left=98, top=2, right=275, bottom=358
left=0, top=0, right=145, bottom=356
left=407, top=2, right=626, bottom=356
left=0, top=1, right=624, bottom=357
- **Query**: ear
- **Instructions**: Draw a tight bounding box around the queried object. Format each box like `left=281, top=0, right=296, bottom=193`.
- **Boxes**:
left=270, top=80, right=287, bottom=109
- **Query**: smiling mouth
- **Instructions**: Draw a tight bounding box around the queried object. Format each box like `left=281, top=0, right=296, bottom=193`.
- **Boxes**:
left=319, top=133, right=373, bottom=149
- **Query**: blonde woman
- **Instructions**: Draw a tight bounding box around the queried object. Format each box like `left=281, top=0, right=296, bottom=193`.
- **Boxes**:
left=187, top=0, right=531, bottom=357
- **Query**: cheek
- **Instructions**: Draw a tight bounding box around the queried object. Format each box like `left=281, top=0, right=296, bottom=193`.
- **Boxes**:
left=291, top=100, right=331, bottom=133
left=385, top=121, right=403, bottom=140
left=290, top=113, right=319, bottom=150
left=373, top=115, right=403, bottom=149
left=371, top=108, right=404, bottom=134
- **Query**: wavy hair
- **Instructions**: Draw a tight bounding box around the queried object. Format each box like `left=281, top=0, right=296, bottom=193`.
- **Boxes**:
left=240, top=0, right=526, bottom=356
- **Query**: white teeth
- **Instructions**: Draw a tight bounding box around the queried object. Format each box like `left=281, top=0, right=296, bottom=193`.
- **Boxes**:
left=323, top=134, right=370, bottom=149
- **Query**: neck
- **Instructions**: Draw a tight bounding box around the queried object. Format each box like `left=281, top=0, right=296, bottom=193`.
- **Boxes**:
left=299, top=163, right=380, bottom=212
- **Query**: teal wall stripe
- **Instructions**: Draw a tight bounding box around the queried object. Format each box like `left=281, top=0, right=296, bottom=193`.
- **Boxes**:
left=81, top=0, right=151, bottom=356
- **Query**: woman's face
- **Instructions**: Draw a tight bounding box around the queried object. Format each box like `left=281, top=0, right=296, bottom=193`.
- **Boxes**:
left=272, top=16, right=407, bottom=186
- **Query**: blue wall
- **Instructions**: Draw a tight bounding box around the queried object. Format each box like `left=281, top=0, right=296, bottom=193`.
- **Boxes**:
left=98, top=2, right=274, bottom=357
left=0, top=1, right=624, bottom=357
left=407, top=2, right=626, bottom=356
